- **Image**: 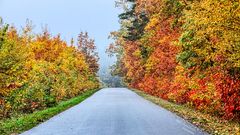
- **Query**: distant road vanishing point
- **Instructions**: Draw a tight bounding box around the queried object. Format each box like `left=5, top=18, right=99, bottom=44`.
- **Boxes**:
left=21, top=88, right=207, bottom=135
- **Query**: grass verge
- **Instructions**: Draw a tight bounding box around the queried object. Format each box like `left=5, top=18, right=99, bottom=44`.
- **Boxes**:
left=0, top=89, right=99, bottom=135
left=132, top=89, right=240, bottom=135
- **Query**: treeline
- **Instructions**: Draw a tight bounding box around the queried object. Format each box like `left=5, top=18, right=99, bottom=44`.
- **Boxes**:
left=0, top=19, right=99, bottom=118
left=109, top=0, right=240, bottom=120
left=99, top=71, right=123, bottom=87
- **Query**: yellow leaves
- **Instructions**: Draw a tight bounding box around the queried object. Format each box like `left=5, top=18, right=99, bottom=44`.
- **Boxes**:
left=180, top=0, right=240, bottom=69
left=145, top=16, right=159, bottom=30
left=132, top=49, right=141, bottom=57
left=145, top=60, right=154, bottom=72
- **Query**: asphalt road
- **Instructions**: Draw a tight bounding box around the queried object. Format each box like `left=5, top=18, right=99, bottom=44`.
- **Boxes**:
left=21, top=88, right=207, bottom=135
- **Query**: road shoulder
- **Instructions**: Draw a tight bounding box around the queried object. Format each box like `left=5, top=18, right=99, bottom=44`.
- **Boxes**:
left=132, top=89, right=240, bottom=135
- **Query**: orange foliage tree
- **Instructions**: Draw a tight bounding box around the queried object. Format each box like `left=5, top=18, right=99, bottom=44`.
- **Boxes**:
left=0, top=20, right=100, bottom=118
left=109, top=0, right=240, bottom=120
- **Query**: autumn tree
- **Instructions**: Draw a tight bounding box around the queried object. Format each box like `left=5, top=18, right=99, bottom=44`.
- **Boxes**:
left=177, top=0, right=240, bottom=119
left=77, top=32, right=99, bottom=73
left=0, top=19, right=100, bottom=118
left=109, top=0, right=240, bottom=120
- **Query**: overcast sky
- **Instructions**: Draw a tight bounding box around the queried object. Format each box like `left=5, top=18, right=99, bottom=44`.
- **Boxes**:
left=0, top=0, right=120, bottom=71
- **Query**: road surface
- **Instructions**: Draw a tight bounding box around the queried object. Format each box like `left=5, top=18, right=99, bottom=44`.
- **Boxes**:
left=21, top=88, right=207, bottom=135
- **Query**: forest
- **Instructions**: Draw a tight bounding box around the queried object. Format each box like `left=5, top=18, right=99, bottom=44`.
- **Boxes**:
left=108, top=0, right=240, bottom=120
left=0, top=19, right=100, bottom=118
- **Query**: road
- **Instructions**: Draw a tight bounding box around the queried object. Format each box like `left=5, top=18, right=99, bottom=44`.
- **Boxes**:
left=21, top=88, right=207, bottom=135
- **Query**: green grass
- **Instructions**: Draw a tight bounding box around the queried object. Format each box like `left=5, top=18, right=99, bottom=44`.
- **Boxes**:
left=0, top=89, right=99, bottom=135
left=132, top=89, right=240, bottom=135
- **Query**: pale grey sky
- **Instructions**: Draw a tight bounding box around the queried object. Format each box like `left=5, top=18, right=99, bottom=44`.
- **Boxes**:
left=0, top=0, right=120, bottom=70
